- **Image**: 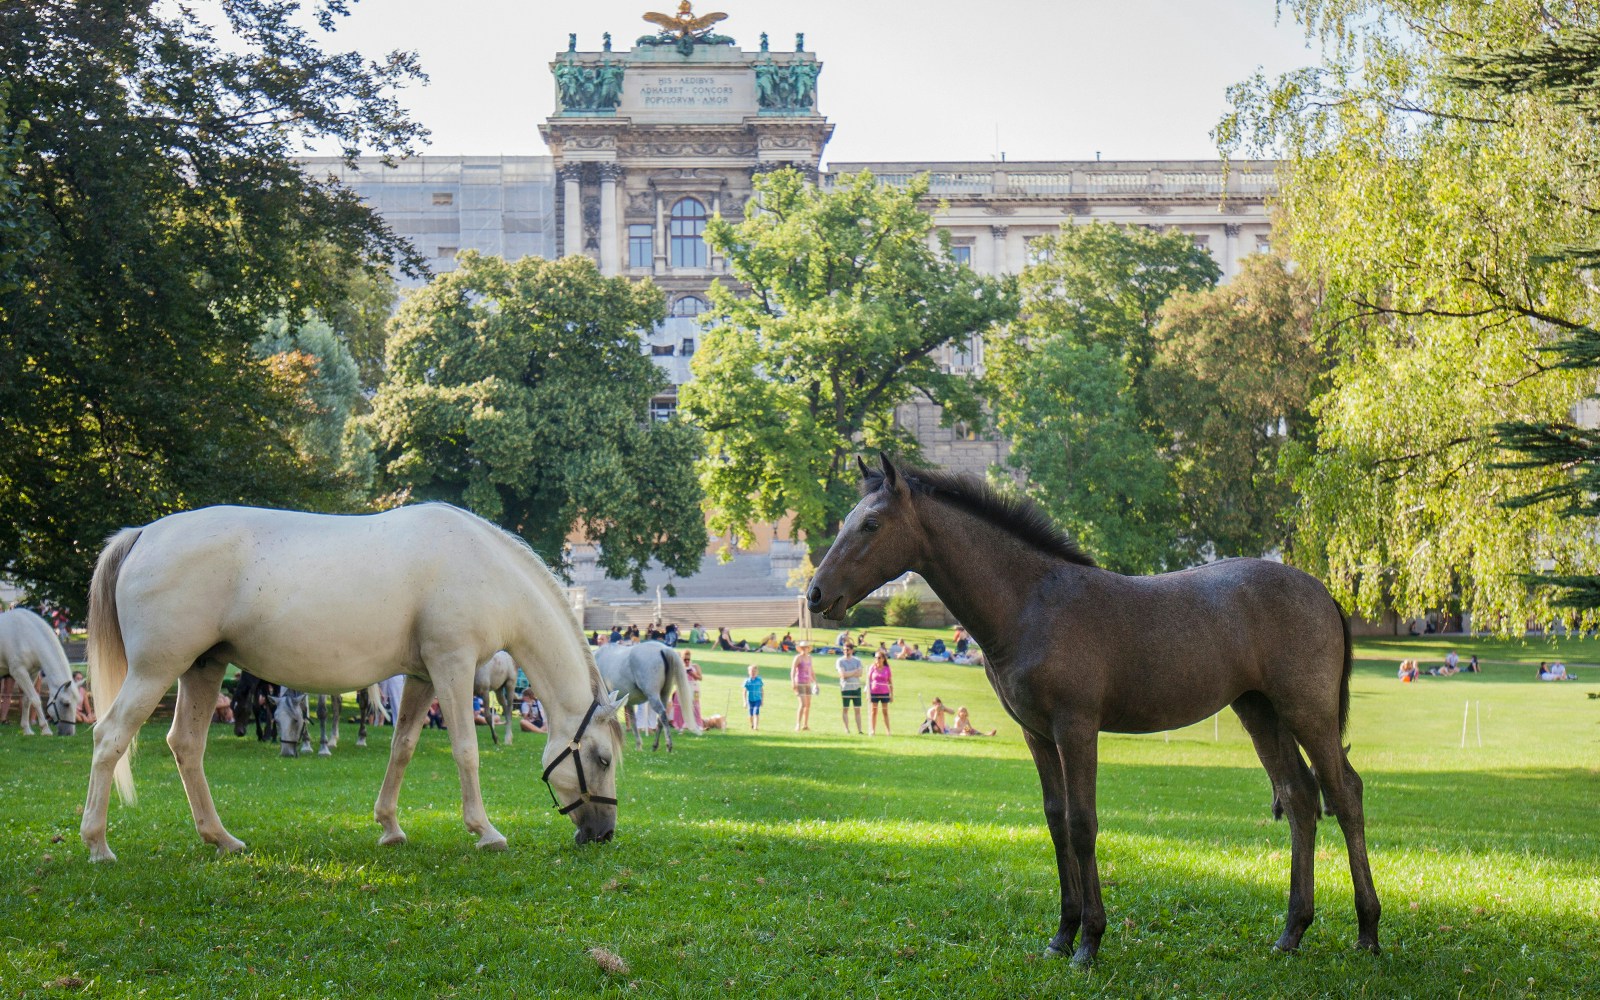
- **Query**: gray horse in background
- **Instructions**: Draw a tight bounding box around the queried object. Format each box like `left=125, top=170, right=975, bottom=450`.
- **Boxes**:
left=474, top=651, right=517, bottom=746
left=594, top=641, right=701, bottom=751
left=272, top=689, right=313, bottom=757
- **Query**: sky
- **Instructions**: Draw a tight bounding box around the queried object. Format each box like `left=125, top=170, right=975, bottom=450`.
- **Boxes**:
left=292, top=0, right=1323, bottom=164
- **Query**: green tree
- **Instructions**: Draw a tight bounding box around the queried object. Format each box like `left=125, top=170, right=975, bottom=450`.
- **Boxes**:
left=366, top=253, right=707, bottom=590
left=255, top=316, right=376, bottom=494
left=681, top=168, right=1016, bottom=555
left=1218, top=1, right=1600, bottom=628
left=0, top=1, right=424, bottom=615
left=1146, top=254, right=1324, bottom=558
left=987, top=222, right=1220, bottom=573
left=1460, top=28, right=1600, bottom=611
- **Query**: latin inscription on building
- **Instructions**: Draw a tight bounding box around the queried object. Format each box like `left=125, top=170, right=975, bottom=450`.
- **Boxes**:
left=620, top=69, right=755, bottom=122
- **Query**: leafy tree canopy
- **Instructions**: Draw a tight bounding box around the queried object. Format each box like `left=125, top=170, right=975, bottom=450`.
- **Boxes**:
left=366, top=252, right=707, bottom=591
left=1218, top=0, right=1600, bottom=629
left=0, top=0, right=425, bottom=615
left=681, top=168, right=1016, bottom=553
left=1147, top=254, right=1325, bottom=559
left=987, top=222, right=1220, bottom=573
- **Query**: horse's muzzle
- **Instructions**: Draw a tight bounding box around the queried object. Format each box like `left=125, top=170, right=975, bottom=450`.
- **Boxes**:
left=575, top=824, right=615, bottom=845
left=279, top=742, right=299, bottom=758
left=55, top=722, right=76, bottom=737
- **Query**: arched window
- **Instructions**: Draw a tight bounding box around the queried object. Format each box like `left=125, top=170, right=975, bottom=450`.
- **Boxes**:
left=670, top=295, right=708, bottom=318
left=669, top=197, right=708, bottom=268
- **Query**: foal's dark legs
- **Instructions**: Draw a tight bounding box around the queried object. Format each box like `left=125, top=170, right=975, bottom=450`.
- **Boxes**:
left=1024, top=728, right=1106, bottom=965
left=1023, top=730, right=1080, bottom=958
left=1295, top=728, right=1382, bottom=953
left=1233, top=692, right=1321, bottom=951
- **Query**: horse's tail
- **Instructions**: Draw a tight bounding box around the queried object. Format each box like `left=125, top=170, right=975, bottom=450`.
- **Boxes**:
left=365, top=683, right=388, bottom=724
left=1336, top=600, right=1353, bottom=741
left=662, top=646, right=702, bottom=734
left=88, top=527, right=143, bottom=807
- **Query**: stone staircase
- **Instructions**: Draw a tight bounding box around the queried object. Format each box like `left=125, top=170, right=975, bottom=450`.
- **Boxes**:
left=583, top=596, right=805, bottom=631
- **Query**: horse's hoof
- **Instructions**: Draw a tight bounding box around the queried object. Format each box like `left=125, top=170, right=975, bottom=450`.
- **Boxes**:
left=476, top=834, right=508, bottom=852
left=1356, top=936, right=1380, bottom=955
left=356, top=738, right=367, bottom=748
left=214, top=837, right=247, bottom=855
left=1070, top=945, right=1096, bottom=968
left=317, top=747, right=332, bottom=757
left=1044, top=943, right=1067, bottom=959
left=86, top=846, right=117, bottom=864
left=377, top=830, right=407, bottom=847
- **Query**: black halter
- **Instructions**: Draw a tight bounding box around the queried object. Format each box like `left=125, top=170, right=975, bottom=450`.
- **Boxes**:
left=42, top=680, right=73, bottom=727
left=540, top=700, right=618, bottom=815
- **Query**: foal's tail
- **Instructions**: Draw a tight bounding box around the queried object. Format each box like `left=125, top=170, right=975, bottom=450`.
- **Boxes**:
left=662, top=647, right=702, bottom=735
left=1336, top=601, right=1353, bottom=740
left=88, top=527, right=143, bottom=806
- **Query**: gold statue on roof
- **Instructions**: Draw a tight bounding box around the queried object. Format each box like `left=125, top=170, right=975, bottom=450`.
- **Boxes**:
left=642, top=1, right=728, bottom=39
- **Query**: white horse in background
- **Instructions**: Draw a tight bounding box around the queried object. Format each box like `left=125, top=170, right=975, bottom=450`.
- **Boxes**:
left=272, top=689, right=313, bottom=757
left=595, top=640, right=702, bottom=751
left=82, top=503, right=627, bottom=862
left=475, top=651, right=517, bottom=746
left=0, top=607, right=80, bottom=736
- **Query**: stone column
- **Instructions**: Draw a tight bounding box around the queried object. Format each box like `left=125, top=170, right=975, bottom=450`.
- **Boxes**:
left=653, top=189, right=667, bottom=274
left=990, top=225, right=1010, bottom=276
left=1223, top=223, right=1242, bottom=281
left=598, top=163, right=623, bottom=276
left=559, top=164, right=583, bottom=260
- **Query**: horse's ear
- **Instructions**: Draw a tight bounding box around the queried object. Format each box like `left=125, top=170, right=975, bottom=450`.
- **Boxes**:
left=603, top=689, right=628, bottom=716
left=856, top=454, right=871, bottom=481
left=879, top=453, right=902, bottom=491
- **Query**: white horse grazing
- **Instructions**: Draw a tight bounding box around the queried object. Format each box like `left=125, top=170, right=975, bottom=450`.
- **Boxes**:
left=0, top=607, right=80, bottom=736
left=475, top=651, right=517, bottom=747
left=595, top=640, right=702, bottom=751
left=81, top=503, right=627, bottom=862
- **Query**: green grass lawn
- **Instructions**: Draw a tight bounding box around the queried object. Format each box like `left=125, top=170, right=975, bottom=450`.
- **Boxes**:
left=1, top=636, right=1595, bottom=998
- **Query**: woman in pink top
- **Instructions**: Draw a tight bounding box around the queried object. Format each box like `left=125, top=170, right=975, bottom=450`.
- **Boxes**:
left=867, top=649, right=894, bottom=736
left=791, top=641, right=815, bottom=731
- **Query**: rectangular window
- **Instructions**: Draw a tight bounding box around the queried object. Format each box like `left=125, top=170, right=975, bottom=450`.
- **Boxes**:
left=432, top=192, right=454, bottom=206
left=629, top=224, right=654, bottom=268
left=651, top=343, right=675, bottom=356
left=951, top=244, right=972, bottom=266
left=681, top=338, right=696, bottom=356
left=649, top=399, right=677, bottom=422
left=952, top=335, right=977, bottom=371
left=437, top=246, right=458, bottom=259
left=1255, top=235, right=1272, bottom=255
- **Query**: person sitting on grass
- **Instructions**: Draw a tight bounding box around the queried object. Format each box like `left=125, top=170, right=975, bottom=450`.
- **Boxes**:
left=951, top=706, right=996, bottom=736
left=758, top=632, right=781, bottom=654
left=718, top=627, right=751, bottom=652
left=1398, top=659, right=1419, bottom=683
left=426, top=699, right=445, bottom=729
left=1538, top=661, right=1573, bottom=681
left=926, top=638, right=950, bottom=662
left=779, top=631, right=797, bottom=653
left=73, top=671, right=96, bottom=724
left=518, top=688, right=546, bottom=734
left=920, top=696, right=954, bottom=734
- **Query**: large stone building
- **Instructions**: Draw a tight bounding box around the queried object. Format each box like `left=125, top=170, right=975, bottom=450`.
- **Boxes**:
left=302, top=5, right=1279, bottom=619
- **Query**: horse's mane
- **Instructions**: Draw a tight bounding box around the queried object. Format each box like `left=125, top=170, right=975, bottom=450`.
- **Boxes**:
left=861, top=466, right=1096, bottom=568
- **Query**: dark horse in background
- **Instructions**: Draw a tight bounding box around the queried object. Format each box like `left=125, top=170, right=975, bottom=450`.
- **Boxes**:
left=232, top=669, right=382, bottom=750
left=808, top=456, right=1380, bottom=965
left=230, top=670, right=279, bottom=742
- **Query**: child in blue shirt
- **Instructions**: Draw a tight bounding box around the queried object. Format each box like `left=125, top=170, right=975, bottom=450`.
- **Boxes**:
left=743, top=664, right=764, bottom=730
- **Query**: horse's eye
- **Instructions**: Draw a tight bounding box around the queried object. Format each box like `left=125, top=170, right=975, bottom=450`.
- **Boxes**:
left=863, top=519, right=880, bottom=533
left=598, top=755, right=612, bottom=770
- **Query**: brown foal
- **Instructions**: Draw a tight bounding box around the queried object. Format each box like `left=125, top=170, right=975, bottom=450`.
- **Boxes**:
left=807, top=456, right=1380, bottom=965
